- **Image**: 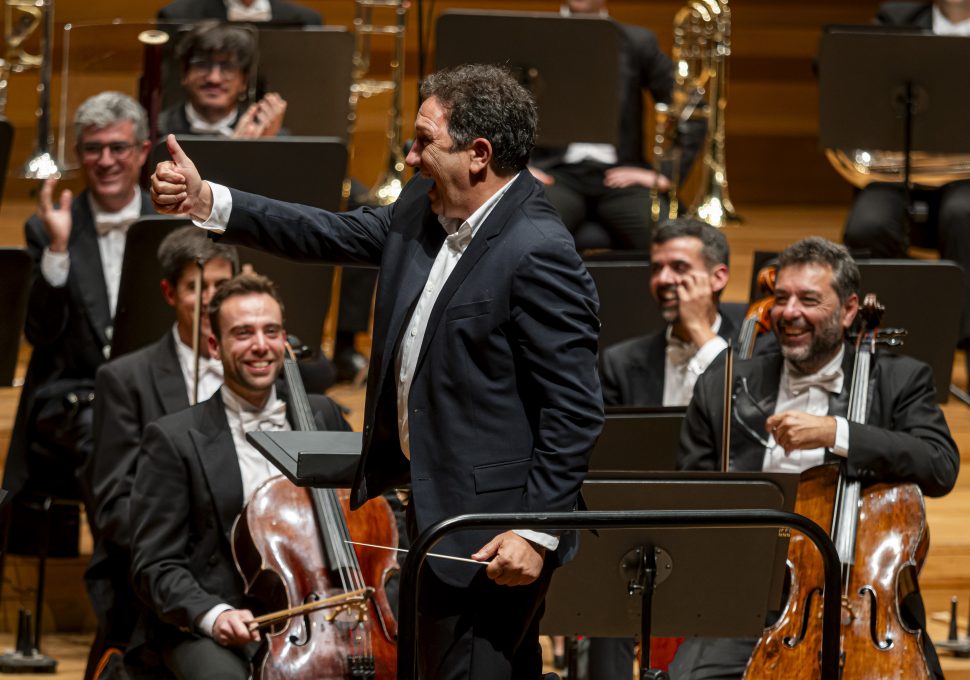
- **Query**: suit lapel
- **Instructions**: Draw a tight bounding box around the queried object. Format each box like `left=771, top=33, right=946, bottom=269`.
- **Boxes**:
left=70, top=194, right=112, bottom=348
left=412, top=173, right=532, bottom=375
left=189, top=393, right=244, bottom=542
left=645, top=333, right=667, bottom=405
left=152, top=333, right=190, bottom=415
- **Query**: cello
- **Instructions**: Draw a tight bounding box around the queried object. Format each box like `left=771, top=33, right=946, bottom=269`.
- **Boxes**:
left=737, top=263, right=775, bottom=360
left=744, top=295, right=928, bottom=679
left=231, top=353, right=399, bottom=679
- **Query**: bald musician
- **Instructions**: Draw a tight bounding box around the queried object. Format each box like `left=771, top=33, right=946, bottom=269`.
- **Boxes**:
left=673, top=237, right=958, bottom=679
left=126, top=273, right=348, bottom=679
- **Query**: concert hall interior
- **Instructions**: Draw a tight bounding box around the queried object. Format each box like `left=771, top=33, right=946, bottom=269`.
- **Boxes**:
left=1, top=0, right=969, bottom=678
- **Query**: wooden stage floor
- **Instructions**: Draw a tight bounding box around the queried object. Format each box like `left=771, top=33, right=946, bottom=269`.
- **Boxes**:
left=1, top=201, right=969, bottom=676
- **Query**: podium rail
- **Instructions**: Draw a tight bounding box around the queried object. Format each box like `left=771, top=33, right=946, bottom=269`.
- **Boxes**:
left=397, top=509, right=841, bottom=680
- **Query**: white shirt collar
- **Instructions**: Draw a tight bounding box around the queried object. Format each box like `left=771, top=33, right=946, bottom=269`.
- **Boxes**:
left=171, top=323, right=224, bottom=404
left=225, top=0, right=272, bottom=22
left=436, top=173, right=519, bottom=240
left=933, top=5, right=970, bottom=36
left=185, top=103, right=238, bottom=137
left=88, top=190, right=141, bottom=235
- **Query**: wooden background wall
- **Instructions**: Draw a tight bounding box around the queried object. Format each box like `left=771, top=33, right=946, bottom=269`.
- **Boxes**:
left=0, top=0, right=880, bottom=217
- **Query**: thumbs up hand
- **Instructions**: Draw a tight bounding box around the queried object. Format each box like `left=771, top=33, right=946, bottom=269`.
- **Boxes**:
left=150, top=134, right=213, bottom=220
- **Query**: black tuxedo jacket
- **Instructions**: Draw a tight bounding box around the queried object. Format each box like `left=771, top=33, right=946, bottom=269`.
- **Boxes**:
left=877, top=1, right=933, bottom=28
left=2, top=190, right=154, bottom=499
left=157, top=0, right=322, bottom=25
left=677, top=346, right=959, bottom=498
left=129, top=388, right=348, bottom=651
left=600, top=303, right=745, bottom=407
left=219, top=172, right=605, bottom=585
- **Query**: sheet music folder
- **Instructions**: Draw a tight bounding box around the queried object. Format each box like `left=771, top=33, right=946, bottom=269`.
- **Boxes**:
left=247, top=431, right=362, bottom=487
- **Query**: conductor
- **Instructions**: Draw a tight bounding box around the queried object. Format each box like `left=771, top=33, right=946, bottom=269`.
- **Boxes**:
left=150, top=63, right=605, bottom=679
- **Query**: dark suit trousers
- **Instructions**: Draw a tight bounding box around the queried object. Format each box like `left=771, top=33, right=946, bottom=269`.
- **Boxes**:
left=843, top=179, right=970, bottom=346
left=544, top=161, right=655, bottom=250
left=162, top=637, right=257, bottom=680
left=406, top=505, right=554, bottom=680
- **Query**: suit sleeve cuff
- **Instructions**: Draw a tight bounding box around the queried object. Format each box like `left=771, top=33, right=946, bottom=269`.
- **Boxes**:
left=688, top=336, right=728, bottom=377
left=196, top=603, right=233, bottom=637
left=513, top=529, right=559, bottom=551
left=832, top=416, right=850, bottom=458
left=193, top=182, right=231, bottom=233
left=40, top=247, right=69, bottom=287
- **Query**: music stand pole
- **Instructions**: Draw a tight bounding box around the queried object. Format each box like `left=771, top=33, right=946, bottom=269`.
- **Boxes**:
left=629, top=546, right=668, bottom=680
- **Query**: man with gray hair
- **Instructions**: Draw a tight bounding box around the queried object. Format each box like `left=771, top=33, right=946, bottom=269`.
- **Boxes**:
left=674, top=236, right=957, bottom=679
left=2, top=91, right=154, bottom=519
left=151, top=63, right=604, bottom=679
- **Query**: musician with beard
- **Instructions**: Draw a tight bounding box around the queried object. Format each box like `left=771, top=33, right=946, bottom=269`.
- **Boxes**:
left=672, top=236, right=958, bottom=679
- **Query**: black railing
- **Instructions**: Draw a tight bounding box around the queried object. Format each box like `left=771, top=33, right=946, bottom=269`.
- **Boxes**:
left=397, top=509, right=841, bottom=680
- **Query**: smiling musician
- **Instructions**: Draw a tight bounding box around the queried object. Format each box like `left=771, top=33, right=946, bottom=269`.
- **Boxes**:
left=672, top=237, right=958, bottom=679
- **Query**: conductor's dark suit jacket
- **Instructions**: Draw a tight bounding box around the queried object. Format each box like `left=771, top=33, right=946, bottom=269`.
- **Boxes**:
left=677, top=345, right=959, bottom=498
left=218, top=172, right=605, bottom=586
left=128, top=388, right=348, bottom=661
left=600, top=303, right=745, bottom=407
left=81, top=332, right=189, bottom=642
left=157, top=0, right=322, bottom=25
left=2, top=190, right=154, bottom=501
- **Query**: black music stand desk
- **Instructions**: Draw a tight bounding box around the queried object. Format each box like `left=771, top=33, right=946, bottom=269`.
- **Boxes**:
left=588, top=407, right=686, bottom=477
left=435, top=11, right=621, bottom=148
left=0, top=249, right=32, bottom=387
left=247, top=431, right=362, bottom=488
left=541, top=475, right=798, bottom=667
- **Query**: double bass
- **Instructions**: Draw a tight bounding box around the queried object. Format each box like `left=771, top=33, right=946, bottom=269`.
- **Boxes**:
left=231, top=355, right=399, bottom=679
left=745, top=295, right=928, bottom=679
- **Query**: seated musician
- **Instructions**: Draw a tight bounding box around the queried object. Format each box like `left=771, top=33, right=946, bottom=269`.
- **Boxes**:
left=673, top=236, right=959, bottom=679
left=157, top=0, right=322, bottom=25
left=600, top=217, right=741, bottom=408
left=843, top=0, right=970, bottom=376
left=79, top=226, right=237, bottom=675
left=529, top=0, right=703, bottom=250
left=127, top=272, right=349, bottom=679
left=158, top=21, right=287, bottom=140
left=1, top=91, right=153, bottom=526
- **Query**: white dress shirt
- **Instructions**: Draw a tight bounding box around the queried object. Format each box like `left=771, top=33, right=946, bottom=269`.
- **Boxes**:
left=171, top=324, right=224, bottom=405
left=225, top=0, right=272, bottom=22
left=196, top=384, right=288, bottom=636
left=184, top=104, right=238, bottom=137
left=662, top=315, right=727, bottom=407
left=933, top=5, right=970, bottom=36
left=761, top=347, right=850, bottom=473
left=40, top=191, right=141, bottom=319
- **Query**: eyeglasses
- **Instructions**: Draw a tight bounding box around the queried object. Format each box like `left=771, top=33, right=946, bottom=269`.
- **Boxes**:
left=78, top=141, right=137, bottom=162
left=187, top=57, right=242, bottom=75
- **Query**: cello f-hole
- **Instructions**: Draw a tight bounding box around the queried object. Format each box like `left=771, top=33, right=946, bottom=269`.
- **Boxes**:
left=783, top=587, right=822, bottom=648
left=860, top=586, right=893, bottom=650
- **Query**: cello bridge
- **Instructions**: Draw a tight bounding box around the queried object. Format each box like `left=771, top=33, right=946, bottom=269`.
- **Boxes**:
left=325, top=601, right=368, bottom=625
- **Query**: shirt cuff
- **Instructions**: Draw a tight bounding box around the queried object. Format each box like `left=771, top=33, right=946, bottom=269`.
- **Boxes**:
left=513, top=529, right=559, bottom=552
left=40, top=247, right=70, bottom=288
left=197, top=603, right=233, bottom=637
left=688, top=336, right=729, bottom=376
left=832, top=416, right=850, bottom=458
left=193, top=181, right=232, bottom=233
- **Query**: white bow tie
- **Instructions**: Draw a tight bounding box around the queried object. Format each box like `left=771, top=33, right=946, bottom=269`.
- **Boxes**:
left=786, top=368, right=844, bottom=397
left=94, top=217, right=135, bottom=237
left=238, top=400, right=288, bottom=432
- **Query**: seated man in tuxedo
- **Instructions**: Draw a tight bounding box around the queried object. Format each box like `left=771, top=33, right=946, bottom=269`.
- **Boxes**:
left=673, top=236, right=958, bottom=679
left=529, top=0, right=703, bottom=250
left=79, top=226, right=238, bottom=676
left=843, top=0, right=970, bottom=368
left=158, top=0, right=322, bottom=25
left=128, top=272, right=349, bottom=679
left=601, top=217, right=741, bottom=408
left=158, top=21, right=287, bottom=139
left=1, top=92, right=153, bottom=530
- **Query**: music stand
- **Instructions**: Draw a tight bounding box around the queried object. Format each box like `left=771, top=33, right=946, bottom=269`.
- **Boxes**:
left=157, top=26, right=354, bottom=139
left=744, top=255, right=961, bottom=403
left=818, top=28, right=970, bottom=223
left=585, top=260, right=663, bottom=348
left=110, top=217, right=336, bottom=359
left=246, top=431, right=362, bottom=487
left=540, top=475, right=798, bottom=674
left=435, top=11, right=621, bottom=147
left=0, top=249, right=31, bottom=387
left=0, top=118, right=13, bottom=207
left=587, top=407, right=686, bottom=477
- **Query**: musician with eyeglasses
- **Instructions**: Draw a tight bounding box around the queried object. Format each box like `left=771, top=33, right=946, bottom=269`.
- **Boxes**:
left=672, top=237, right=958, bottom=679
left=158, top=21, right=287, bottom=140
left=2, top=91, right=154, bottom=536
left=157, top=0, right=322, bottom=25
left=843, top=0, right=970, bottom=374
